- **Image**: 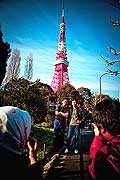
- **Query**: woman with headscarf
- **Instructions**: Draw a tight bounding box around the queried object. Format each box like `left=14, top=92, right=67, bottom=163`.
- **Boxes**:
left=0, top=106, right=43, bottom=180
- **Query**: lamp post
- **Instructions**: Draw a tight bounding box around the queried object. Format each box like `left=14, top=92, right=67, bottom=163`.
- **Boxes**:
left=99, top=72, right=109, bottom=101
left=99, top=70, right=120, bottom=102
left=100, top=72, right=109, bottom=94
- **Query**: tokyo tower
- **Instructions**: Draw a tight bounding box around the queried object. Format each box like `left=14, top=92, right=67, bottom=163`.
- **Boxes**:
left=51, top=6, right=70, bottom=93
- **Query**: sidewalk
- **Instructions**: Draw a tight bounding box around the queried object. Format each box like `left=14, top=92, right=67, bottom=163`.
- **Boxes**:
left=44, top=153, right=90, bottom=180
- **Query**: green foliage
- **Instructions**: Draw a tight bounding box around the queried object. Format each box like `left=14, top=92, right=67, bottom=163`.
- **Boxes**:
left=45, top=106, right=55, bottom=128
left=56, top=84, right=93, bottom=107
left=0, top=25, right=11, bottom=85
left=32, top=123, right=54, bottom=161
left=56, top=83, right=80, bottom=104
left=77, top=87, right=92, bottom=101
left=90, top=93, right=112, bottom=109
left=1, top=78, right=50, bottom=123
left=98, top=94, right=112, bottom=103
left=0, top=90, right=4, bottom=106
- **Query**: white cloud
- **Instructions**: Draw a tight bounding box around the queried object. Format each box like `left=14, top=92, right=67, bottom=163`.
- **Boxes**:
left=9, top=37, right=120, bottom=99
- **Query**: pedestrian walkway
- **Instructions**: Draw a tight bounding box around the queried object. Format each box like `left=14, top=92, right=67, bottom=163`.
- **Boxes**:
left=43, top=127, right=93, bottom=180
left=44, top=153, right=90, bottom=180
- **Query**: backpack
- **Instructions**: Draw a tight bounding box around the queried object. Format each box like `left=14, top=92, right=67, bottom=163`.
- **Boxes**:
left=101, top=135, right=120, bottom=176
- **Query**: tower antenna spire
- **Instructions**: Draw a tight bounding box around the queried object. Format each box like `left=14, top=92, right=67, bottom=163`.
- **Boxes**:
left=62, top=2, right=64, bottom=23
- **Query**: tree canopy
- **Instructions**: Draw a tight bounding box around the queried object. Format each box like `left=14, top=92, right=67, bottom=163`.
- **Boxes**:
left=0, top=25, right=11, bottom=85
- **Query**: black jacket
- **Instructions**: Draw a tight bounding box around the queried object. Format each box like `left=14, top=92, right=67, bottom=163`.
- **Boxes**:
left=0, top=147, right=43, bottom=180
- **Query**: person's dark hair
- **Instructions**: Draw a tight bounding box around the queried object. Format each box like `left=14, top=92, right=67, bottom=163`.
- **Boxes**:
left=92, top=99, right=120, bottom=135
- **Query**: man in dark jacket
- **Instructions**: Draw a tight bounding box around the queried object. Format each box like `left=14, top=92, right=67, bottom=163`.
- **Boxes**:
left=54, top=99, right=69, bottom=151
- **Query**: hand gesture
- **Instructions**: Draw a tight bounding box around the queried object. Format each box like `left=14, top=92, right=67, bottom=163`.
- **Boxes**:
left=27, top=138, right=38, bottom=165
left=92, top=123, right=100, bottom=136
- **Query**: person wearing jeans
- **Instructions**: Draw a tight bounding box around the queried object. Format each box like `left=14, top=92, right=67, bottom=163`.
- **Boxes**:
left=65, top=100, right=83, bottom=154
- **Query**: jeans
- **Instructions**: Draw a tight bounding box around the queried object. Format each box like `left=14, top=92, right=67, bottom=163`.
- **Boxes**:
left=53, top=119, right=64, bottom=151
left=66, top=125, right=80, bottom=150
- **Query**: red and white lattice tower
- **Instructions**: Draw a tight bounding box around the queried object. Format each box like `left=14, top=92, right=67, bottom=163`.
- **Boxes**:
left=51, top=6, right=70, bottom=93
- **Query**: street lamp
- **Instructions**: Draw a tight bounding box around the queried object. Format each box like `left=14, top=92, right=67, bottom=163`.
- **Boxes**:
left=99, top=70, right=120, bottom=101
left=100, top=72, right=109, bottom=101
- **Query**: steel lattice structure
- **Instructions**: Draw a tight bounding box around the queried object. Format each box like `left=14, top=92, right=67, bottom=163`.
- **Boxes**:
left=51, top=6, right=70, bottom=93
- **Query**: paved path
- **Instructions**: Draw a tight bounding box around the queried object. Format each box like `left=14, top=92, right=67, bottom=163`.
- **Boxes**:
left=44, top=128, right=94, bottom=179
left=44, top=153, right=90, bottom=180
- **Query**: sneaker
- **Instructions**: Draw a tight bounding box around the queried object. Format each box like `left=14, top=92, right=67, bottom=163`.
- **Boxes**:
left=74, top=149, right=79, bottom=154
left=65, top=148, right=69, bottom=154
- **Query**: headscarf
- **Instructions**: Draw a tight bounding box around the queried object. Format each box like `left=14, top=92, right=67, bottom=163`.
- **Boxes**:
left=0, top=106, right=32, bottom=155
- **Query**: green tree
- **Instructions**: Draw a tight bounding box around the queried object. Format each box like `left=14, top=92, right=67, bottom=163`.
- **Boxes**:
left=89, top=93, right=111, bottom=110
left=56, top=83, right=80, bottom=105
left=77, top=87, right=92, bottom=100
left=4, top=49, right=21, bottom=85
left=2, top=78, right=47, bottom=123
left=0, top=25, right=11, bottom=85
left=24, top=52, right=33, bottom=80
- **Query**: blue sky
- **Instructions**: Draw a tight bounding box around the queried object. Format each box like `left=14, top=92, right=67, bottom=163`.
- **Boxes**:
left=0, top=0, right=120, bottom=99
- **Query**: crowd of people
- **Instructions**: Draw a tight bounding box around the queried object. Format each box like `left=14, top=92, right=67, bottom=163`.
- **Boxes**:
left=53, top=98, right=93, bottom=154
left=0, top=97, right=120, bottom=180
left=53, top=98, right=120, bottom=179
